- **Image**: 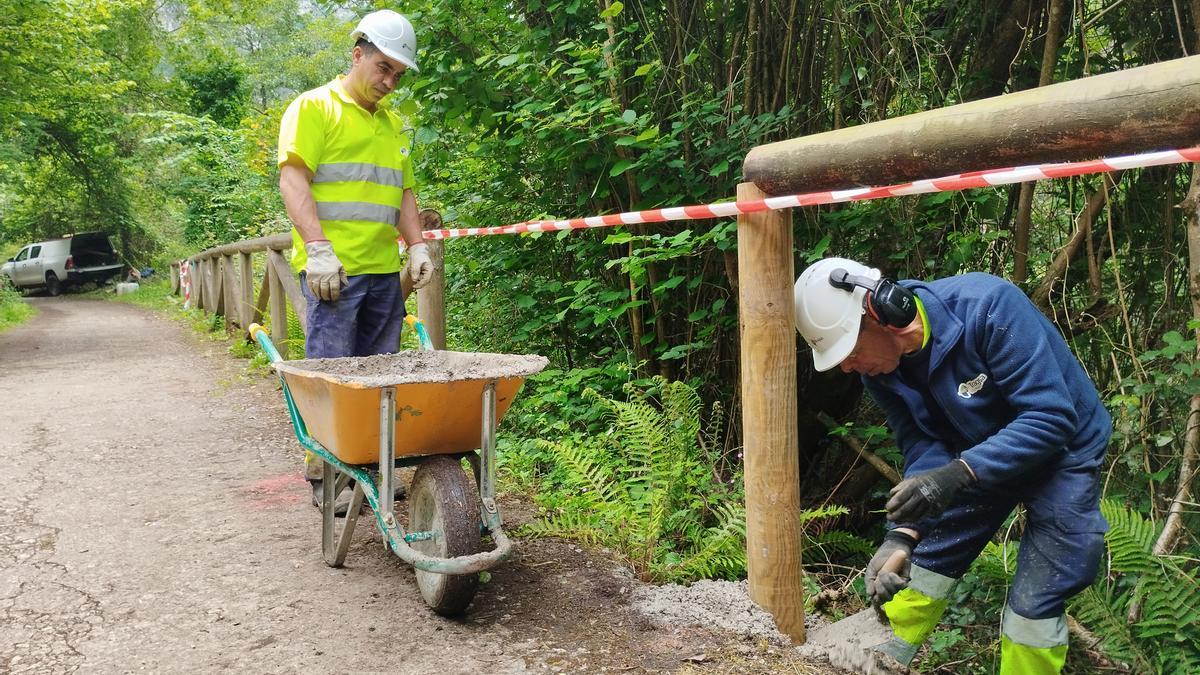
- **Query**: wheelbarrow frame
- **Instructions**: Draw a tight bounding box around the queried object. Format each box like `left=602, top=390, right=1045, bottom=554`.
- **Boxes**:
left=249, top=324, right=512, bottom=577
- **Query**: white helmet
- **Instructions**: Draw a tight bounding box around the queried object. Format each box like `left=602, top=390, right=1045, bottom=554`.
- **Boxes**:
left=794, top=257, right=880, bottom=372
left=351, top=10, right=419, bottom=72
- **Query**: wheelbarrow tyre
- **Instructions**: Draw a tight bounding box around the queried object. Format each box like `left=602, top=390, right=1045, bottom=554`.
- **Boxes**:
left=409, top=456, right=482, bottom=616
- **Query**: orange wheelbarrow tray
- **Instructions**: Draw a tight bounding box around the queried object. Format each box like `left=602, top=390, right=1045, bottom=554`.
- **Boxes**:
left=249, top=323, right=548, bottom=616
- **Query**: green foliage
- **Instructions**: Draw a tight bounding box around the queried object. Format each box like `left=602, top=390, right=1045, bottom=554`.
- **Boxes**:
left=0, top=284, right=34, bottom=333
left=519, top=377, right=743, bottom=582
left=519, top=377, right=868, bottom=584
left=139, top=111, right=283, bottom=249
left=1069, top=500, right=1200, bottom=674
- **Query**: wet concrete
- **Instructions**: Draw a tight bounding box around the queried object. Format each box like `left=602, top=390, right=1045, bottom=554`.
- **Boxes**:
left=286, top=351, right=549, bottom=386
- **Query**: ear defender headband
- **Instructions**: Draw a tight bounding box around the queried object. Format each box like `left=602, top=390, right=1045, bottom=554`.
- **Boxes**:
left=828, top=268, right=918, bottom=328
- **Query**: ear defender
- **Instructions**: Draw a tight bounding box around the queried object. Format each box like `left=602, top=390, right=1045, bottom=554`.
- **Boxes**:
left=828, top=268, right=918, bottom=328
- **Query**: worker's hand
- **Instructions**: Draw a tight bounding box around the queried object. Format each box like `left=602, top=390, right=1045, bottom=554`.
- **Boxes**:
left=865, top=530, right=916, bottom=623
left=887, top=459, right=975, bottom=523
left=304, top=240, right=348, bottom=302
left=408, top=243, right=433, bottom=290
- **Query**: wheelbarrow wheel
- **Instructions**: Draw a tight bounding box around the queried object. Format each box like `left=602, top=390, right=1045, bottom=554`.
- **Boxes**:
left=409, top=455, right=482, bottom=616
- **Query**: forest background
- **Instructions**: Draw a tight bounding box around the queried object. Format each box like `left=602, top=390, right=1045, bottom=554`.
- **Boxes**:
left=3, top=0, right=1199, bottom=672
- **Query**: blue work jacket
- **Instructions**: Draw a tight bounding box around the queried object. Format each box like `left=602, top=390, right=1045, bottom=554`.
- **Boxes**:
left=863, top=273, right=1111, bottom=487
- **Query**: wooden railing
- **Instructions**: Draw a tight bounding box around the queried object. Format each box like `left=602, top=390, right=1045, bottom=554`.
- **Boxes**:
left=171, top=210, right=447, bottom=358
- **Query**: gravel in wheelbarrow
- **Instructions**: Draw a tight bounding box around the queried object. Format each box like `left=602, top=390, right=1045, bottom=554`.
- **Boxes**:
left=279, top=350, right=549, bottom=387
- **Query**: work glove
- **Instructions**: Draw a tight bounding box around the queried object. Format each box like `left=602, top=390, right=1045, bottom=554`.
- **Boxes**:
left=304, top=240, right=348, bottom=302
left=886, top=459, right=975, bottom=524
left=865, top=530, right=917, bottom=623
left=408, top=243, right=433, bottom=290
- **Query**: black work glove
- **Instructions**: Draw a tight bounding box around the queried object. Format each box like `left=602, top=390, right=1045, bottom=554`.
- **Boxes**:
left=865, top=530, right=917, bottom=623
left=886, top=459, right=975, bottom=523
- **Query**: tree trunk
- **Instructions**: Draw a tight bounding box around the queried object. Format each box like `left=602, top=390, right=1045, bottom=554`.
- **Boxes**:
left=1032, top=173, right=1119, bottom=312
left=1013, top=0, right=1068, bottom=282
left=1152, top=120, right=1200, bottom=558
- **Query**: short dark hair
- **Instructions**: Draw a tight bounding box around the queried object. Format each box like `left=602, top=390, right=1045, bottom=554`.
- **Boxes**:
left=354, top=37, right=379, bottom=55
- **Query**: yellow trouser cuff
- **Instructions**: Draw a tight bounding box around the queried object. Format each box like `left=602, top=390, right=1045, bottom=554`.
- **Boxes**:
left=884, top=586, right=949, bottom=647
left=1000, top=635, right=1067, bottom=675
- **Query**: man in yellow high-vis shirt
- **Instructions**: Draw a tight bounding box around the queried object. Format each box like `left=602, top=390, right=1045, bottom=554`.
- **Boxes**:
left=277, top=9, right=432, bottom=512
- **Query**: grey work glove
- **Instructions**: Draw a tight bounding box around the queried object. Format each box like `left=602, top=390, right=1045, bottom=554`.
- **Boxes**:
left=407, top=243, right=433, bottom=290
left=865, top=530, right=916, bottom=623
left=304, top=240, right=348, bottom=302
left=886, top=459, right=975, bottom=524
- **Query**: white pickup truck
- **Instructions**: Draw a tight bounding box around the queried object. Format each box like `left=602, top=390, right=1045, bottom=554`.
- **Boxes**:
left=1, top=232, right=125, bottom=296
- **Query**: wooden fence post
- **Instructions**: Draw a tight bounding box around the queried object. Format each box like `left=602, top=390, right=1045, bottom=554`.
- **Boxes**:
left=221, top=255, right=235, bottom=328
left=736, top=181, right=804, bottom=642
left=239, top=253, right=254, bottom=331
left=188, top=259, right=200, bottom=307
left=266, top=257, right=289, bottom=360
left=417, top=209, right=447, bottom=349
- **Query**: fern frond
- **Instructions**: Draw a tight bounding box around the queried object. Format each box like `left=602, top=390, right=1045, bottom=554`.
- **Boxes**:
left=804, top=531, right=875, bottom=560
left=520, top=509, right=607, bottom=545
left=1099, top=498, right=1160, bottom=575
left=667, top=501, right=747, bottom=582
left=1069, top=586, right=1148, bottom=671
left=797, top=504, right=850, bottom=525
left=537, top=438, right=626, bottom=511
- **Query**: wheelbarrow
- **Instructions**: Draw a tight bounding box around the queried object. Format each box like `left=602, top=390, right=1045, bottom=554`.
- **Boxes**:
left=248, top=321, right=548, bottom=615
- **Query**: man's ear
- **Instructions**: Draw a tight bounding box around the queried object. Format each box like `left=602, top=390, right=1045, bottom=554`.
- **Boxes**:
left=350, top=45, right=364, bottom=66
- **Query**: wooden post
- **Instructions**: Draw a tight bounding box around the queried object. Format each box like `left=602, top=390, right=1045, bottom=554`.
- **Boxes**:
left=267, top=249, right=307, bottom=333
left=743, top=55, right=1200, bottom=193
left=214, top=257, right=227, bottom=319
left=416, top=209, right=447, bottom=349
left=221, top=255, right=236, bottom=327
left=170, top=262, right=180, bottom=295
left=736, top=181, right=804, bottom=642
left=252, top=268, right=270, bottom=328
left=267, top=260, right=289, bottom=360
left=206, top=258, right=219, bottom=314
left=188, top=259, right=201, bottom=308
left=239, top=253, right=254, bottom=331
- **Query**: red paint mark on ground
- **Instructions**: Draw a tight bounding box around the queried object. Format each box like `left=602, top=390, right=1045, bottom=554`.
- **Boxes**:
left=243, top=472, right=307, bottom=509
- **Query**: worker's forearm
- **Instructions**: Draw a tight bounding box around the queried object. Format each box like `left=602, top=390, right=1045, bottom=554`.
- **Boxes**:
left=279, top=166, right=325, bottom=243
left=396, top=189, right=423, bottom=247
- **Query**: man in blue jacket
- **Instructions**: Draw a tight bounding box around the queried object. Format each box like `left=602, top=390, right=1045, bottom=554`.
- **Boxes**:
left=793, top=257, right=1111, bottom=675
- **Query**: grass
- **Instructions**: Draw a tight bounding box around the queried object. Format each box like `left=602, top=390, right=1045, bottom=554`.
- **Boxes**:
left=0, top=285, right=35, bottom=333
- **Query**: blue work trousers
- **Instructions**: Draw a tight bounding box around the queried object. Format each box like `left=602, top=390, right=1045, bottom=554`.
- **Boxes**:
left=300, top=272, right=405, bottom=358
left=912, top=464, right=1107, bottom=619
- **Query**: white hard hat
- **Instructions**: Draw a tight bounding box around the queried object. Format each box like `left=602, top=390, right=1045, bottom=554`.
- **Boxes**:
left=351, top=10, right=419, bottom=73
left=794, top=257, right=880, bottom=372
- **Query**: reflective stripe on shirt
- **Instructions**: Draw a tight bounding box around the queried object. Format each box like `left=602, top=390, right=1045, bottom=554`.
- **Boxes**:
left=316, top=201, right=400, bottom=226
left=314, top=162, right=406, bottom=189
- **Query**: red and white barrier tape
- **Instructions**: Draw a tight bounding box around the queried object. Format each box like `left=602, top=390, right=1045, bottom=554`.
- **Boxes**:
left=421, top=147, right=1200, bottom=241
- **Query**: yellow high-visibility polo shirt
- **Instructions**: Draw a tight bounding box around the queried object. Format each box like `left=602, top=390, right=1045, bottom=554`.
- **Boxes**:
left=277, top=76, right=416, bottom=275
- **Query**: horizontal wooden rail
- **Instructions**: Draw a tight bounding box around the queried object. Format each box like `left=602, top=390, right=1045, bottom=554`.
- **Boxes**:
left=176, top=211, right=445, bottom=358
left=743, top=55, right=1200, bottom=194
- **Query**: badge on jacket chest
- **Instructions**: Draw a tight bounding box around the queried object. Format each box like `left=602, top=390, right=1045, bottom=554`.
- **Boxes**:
left=957, top=373, right=988, bottom=399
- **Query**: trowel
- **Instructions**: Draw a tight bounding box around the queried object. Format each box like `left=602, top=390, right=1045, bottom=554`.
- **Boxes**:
left=802, top=549, right=915, bottom=674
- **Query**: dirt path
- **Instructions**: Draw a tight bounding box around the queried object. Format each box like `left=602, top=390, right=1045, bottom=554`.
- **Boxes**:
left=0, top=297, right=840, bottom=674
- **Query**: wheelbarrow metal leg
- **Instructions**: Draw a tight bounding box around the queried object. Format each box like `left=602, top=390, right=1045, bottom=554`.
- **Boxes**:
left=480, top=381, right=499, bottom=517
left=378, top=386, right=397, bottom=539
left=321, top=462, right=364, bottom=567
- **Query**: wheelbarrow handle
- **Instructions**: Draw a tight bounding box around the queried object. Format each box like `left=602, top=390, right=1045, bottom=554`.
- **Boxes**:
left=248, top=323, right=284, bottom=363
left=404, top=315, right=435, bottom=351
